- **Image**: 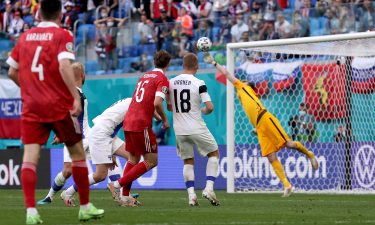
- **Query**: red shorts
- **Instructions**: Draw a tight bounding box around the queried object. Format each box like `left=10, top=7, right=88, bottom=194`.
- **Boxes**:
left=21, top=113, right=82, bottom=146
left=125, top=128, right=158, bottom=156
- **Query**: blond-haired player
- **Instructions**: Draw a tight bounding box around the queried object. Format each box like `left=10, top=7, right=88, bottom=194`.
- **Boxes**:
left=203, top=53, right=319, bottom=197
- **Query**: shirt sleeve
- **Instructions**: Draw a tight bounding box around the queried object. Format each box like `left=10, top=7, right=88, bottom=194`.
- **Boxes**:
left=57, top=30, right=75, bottom=62
left=199, top=81, right=211, bottom=103
left=233, top=79, right=245, bottom=90
left=6, top=40, right=21, bottom=69
left=155, top=75, right=169, bottom=100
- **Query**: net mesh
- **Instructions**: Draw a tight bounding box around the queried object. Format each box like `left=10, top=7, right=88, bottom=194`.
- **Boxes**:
left=230, top=37, right=375, bottom=193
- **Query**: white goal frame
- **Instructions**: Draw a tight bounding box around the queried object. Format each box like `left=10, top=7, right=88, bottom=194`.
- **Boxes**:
left=226, top=32, right=375, bottom=193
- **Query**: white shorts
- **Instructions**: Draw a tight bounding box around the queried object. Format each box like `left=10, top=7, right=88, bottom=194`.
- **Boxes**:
left=176, top=131, right=218, bottom=160
left=63, top=138, right=90, bottom=163
left=89, top=128, right=125, bottom=164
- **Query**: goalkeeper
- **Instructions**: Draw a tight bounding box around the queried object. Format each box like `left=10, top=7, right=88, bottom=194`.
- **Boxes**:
left=204, top=53, right=319, bottom=197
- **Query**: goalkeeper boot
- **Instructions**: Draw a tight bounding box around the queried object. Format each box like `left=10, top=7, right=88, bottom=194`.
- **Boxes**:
left=78, top=203, right=104, bottom=222
left=282, top=186, right=295, bottom=198
left=107, top=183, right=121, bottom=202
left=60, top=190, right=76, bottom=207
left=308, top=152, right=319, bottom=170
left=37, top=196, right=52, bottom=205
left=118, top=196, right=141, bottom=207
left=26, top=213, right=43, bottom=224
left=188, top=193, right=199, bottom=206
left=202, top=189, right=220, bottom=206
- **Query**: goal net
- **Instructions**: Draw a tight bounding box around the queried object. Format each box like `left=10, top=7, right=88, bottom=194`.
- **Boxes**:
left=226, top=32, right=375, bottom=193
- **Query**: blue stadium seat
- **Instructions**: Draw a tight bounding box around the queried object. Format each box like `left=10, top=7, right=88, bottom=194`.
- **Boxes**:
left=23, top=15, right=33, bottom=25
left=309, top=18, right=321, bottom=36
left=76, top=24, right=96, bottom=43
left=85, top=60, right=98, bottom=74
left=132, top=34, right=141, bottom=44
left=212, top=27, right=220, bottom=42
left=0, top=40, right=12, bottom=51
left=141, top=44, right=156, bottom=55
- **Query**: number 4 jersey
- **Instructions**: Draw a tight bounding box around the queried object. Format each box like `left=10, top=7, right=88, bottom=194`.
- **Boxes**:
left=124, top=68, right=169, bottom=132
left=169, top=74, right=212, bottom=135
left=6, top=22, right=75, bottom=122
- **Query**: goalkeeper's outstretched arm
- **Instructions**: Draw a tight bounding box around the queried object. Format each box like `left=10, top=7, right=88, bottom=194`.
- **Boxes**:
left=203, top=53, right=238, bottom=84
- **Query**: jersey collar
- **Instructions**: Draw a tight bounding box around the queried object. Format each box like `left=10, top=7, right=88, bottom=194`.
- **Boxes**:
left=153, top=68, right=164, bottom=74
left=37, top=22, right=59, bottom=28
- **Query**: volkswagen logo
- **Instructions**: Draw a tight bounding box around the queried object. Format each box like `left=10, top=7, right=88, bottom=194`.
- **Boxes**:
left=354, top=144, right=375, bottom=188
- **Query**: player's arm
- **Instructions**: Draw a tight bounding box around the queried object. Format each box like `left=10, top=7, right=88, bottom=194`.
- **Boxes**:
left=8, top=67, right=20, bottom=86
left=154, top=96, right=169, bottom=129
left=203, top=53, right=238, bottom=84
left=166, top=93, right=173, bottom=112
left=199, top=82, right=214, bottom=115
left=59, top=59, right=82, bottom=117
left=155, top=78, right=170, bottom=129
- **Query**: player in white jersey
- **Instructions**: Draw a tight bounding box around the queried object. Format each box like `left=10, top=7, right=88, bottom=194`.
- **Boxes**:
left=60, top=97, right=141, bottom=205
left=168, top=53, right=220, bottom=206
left=38, top=63, right=129, bottom=206
left=37, top=62, right=94, bottom=205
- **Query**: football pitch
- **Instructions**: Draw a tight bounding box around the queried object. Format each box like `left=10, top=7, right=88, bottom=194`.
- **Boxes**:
left=1, top=190, right=375, bottom=225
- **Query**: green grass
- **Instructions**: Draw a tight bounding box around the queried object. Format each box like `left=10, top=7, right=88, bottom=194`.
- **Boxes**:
left=2, top=190, right=375, bottom=225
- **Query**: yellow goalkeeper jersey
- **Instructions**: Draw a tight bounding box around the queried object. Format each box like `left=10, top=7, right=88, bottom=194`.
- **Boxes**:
left=234, top=80, right=265, bottom=127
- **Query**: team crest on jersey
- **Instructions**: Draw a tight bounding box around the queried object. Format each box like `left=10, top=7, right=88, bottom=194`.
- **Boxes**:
left=162, top=86, right=168, bottom=94
left=66, top=42, right=74, bottom=52
left=152, top=144, right=157, bottom=150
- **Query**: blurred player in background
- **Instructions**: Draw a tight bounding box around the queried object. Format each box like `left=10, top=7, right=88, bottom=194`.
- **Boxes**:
left=108, top=50, right=171, bottom=207
left=168, top=53, right=220, bottom=206
left=61, top=98, right=139, bottom=204
left=37, top=62, right=91, bottom=206
left=203, top=53, right=319, bottom=197
left=6, top=0, right=104, bottom=223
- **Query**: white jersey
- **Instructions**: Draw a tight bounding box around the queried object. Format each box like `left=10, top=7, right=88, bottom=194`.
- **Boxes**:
left=92, top=98, right=131, bottom=137
left=77, top=87, right=90, bottom=139
left=169, top=74, right=212, bottom=135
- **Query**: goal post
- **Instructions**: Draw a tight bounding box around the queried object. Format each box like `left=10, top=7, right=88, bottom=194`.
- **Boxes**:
left=226, top=32, right=375, bottom=193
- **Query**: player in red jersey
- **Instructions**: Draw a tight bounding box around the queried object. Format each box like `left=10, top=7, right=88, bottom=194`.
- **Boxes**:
left=6, top=0, right=104, bottom=224
left=108, top=50, right=171, bottom=207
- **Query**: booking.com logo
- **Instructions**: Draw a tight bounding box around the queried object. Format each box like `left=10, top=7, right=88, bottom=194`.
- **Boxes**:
left=354, top=144, right=375, bottom=188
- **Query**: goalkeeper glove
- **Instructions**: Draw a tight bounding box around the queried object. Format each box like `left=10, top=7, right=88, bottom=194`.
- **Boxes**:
left=203, top=53, right=217, bottom=66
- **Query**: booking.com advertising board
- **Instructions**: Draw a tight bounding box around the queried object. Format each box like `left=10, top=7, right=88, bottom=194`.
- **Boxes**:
left=48, top=142, right=375, bottom=191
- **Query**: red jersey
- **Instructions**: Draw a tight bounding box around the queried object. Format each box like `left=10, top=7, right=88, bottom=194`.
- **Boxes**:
left=124, top=68, right=169, bottom=132
left=7, top=21, right=75, bottom=122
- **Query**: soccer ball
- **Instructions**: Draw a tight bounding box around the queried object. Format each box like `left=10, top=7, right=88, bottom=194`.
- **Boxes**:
left=196, top=37, right=212, bottom=52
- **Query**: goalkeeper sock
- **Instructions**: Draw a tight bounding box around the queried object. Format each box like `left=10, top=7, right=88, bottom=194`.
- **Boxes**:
left=294, top=141, right=314, bottom=158
left=271, top=160, right=291, bottom=188
left=48, top=172, right=67, bottom=198
left=183, top=164, right=195, bottom=195
left=205, top=156, right=219, bottom=191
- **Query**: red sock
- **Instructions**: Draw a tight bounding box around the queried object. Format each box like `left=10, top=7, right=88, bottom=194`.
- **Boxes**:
left=72, top=160, right=89, bottom=205
left=118, top=161, right=149, bottom=196
left=122, top=161, right=135, bottom=196
left=21, top=162, right=37, bottom=208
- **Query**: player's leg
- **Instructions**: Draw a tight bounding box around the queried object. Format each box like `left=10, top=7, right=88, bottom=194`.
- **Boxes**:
left=21, top=119, right=51, bottom=224
left=268, top=112, right=318, bottom=170
left=38, top=146, right=73, bottom=205
left=195, top=132, right=220, bottom=206
left=54, top=114, right=104, bottom=221
left=176, top=135, right=198, bottom=206
left=266, top=152, right=294, bottom=197
left=112, top=129, right=157, bottom=206
left=285, top=140, right=319, bottom=170
left=257, top=116, right=293, bottom=197
left=111, top=141, right=140, bottom=199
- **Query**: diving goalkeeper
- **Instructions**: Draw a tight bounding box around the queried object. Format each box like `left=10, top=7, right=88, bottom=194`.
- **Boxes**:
left=204, top=53, right=319, bottom=197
